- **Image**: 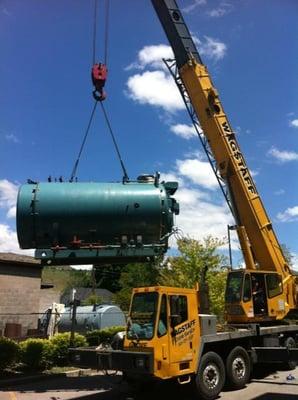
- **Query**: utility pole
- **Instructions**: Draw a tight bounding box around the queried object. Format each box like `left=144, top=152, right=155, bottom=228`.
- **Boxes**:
left=69, top=289, right=80, bottom=347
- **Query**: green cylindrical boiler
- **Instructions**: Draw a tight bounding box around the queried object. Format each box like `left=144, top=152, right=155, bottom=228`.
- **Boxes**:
left=17, top=176, right=179, bottom=255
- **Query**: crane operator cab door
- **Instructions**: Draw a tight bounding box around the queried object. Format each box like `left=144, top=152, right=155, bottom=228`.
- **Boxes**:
left=167, top=289, right=200, bottom=378
left=125, top=287, right=200, bottom=380
left=251, top=273, right=268, bottom=316
left=225, top=271, right=285, bottom=323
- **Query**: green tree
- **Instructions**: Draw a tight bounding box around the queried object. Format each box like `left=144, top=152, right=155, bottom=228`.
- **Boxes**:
left=281, top=244, right=294, bottom=266
left=94, top=264, right=123, bottom=293
left=81, top=294, right=104, bottom=305
left=42, top=266, right=92, bottom=294
left=159, top=236, right=227, bottom=318
left=113, top=262, right=160, bottom=310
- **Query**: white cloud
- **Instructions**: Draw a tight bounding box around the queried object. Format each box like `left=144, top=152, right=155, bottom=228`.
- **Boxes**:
left=277, top=206, right=298, bottom=222
left=0, top=223, right=33, bottom=255
left=207, top=2, right=233, bottom=18
left=170, top=123, right=202, bottom=139
left=268, top=147, right=298, bottom=163
left=175, top=187, right=210, bottom=205
left=7, top=206, right=16, bottom=219
left=183, top=0, right=207, bottom=13
left=160, top=153, right=234, bottom=239
left=175, top=200, right=231, bottom=240
left=160, top=172, right=183, bottom=186
left=176, top=158, right=218, bottom=190
left=161, top=162, right=232, bottom=247
left=126, top=70, right=184, bottom=112
left=291, top=253, right=298, bottom=271
left=1, top=7, right=11, bottom=17
left=139, top=45, right=173, bottom=69
left=125, top=44, right=173, bottom=71
left=5, top=133, right=20, bottom=144
left=274, top=189, right=285, bottom=196
left=0, top=179, right=19, bottom=218
left=125, top=38, right=227, bottom=112
left=71, top=265, right=93, bottom=270
left=198, top=36, right=227, bottom=61
left=289, top=119, right=298, bottom=128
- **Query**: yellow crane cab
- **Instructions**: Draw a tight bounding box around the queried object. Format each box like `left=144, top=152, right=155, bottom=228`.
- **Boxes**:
left=123, top=286, right=202, bottom=380
left=224, top=269, right=297, bottom=324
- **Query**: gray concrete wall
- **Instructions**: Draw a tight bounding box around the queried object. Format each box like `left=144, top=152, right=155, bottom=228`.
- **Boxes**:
left=0, top=263, right=42, bottom=336
left=39, top=288, right=61, bottom=314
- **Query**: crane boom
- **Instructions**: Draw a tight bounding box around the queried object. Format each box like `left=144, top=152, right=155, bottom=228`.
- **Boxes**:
left=152, top=0, right=289, bottom=277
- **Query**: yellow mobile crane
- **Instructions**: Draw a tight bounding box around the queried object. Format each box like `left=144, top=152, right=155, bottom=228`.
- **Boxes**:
left=151, top=0, right=298, bottom=325
left=71, top=1, right=298, bottom=399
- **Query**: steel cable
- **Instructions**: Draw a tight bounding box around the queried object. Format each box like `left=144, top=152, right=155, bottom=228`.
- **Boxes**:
left=99, top=101, right=129, bottom=182
left=69, top=101, right=98, bottom=182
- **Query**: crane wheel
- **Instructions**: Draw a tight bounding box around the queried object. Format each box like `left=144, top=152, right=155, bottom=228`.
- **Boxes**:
left=225, top=346, right=251, bottom=389
left=194, top=351, right=225, bottom=400
left=283, top=336, right=297, bottom=370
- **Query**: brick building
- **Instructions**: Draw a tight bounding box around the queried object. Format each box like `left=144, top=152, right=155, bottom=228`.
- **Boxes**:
left=0, top=253, right=42, bottom=336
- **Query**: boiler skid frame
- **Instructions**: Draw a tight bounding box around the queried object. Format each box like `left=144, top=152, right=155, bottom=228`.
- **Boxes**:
left=36, top=243, right=167, bottom=266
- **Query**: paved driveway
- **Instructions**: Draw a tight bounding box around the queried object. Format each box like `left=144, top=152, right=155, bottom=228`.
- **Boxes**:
left=0, top=366, right=297, bottom=400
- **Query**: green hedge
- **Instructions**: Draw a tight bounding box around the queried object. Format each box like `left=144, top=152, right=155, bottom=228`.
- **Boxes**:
left=50, top=332, right=87, bottom=366
left=0, top=328, right=123, bottom=371
left=19, top=333, right=87, bottom=369
left=85, top=326, right=125, bottom=346
left=0, top=337, right=20, bottom=371
left=20, top=338, right=54, bottom=370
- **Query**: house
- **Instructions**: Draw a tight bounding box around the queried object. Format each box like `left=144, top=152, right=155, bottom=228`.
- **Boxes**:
left=61, top=287, right=114, bottom=306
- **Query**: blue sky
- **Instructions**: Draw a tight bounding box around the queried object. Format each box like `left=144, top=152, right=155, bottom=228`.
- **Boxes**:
left=0, top=0, right=297, bottom=268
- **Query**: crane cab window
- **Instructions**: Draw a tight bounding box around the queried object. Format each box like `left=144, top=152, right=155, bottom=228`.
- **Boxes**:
left=157, top=294, right=168, bottom=337
left=127, top=292, right=158, bottom=340
left=170, top=295, right=188, bottom=327
left=243, top=274, right=252, bottom=302
left=225, top=271, right=243, bottom=303
left=266, top=274, right=282, bottom=298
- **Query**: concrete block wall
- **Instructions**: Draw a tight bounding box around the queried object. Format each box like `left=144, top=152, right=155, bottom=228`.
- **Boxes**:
left=39, top=288, right=61, bottom=314
left=0, top=261, right=42, bottom=337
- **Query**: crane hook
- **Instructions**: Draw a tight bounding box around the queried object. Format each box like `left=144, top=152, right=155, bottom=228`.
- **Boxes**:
left=92, top=62, right=107, bottom=101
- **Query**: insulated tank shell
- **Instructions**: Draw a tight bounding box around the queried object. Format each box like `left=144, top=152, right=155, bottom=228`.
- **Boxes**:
left=17, top=180, right=178, bottom=250
left=58, top=304, right=126, bottom=333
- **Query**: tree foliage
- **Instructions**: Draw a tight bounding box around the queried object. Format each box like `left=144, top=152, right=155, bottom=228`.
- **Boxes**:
left=93, top=265, right=122, bottom=293
left=113, top=262, right=160, bottom=310
left=159, top=236, right=227, bottom=317
left=42, top=266, right=92, bottom=293
left=20, top=338, right=54, bottom=370
left=42, top=236, right=229, bottom=319
left=0, top=337, right=20, bottom=371
left=81, top=294, right=104, bottom=305
left=281, top=244, right=294, bottom=266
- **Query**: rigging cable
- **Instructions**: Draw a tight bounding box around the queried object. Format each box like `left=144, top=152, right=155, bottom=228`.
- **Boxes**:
left=104, top=0, right=110, bottom=65
left=92, top=0, right=109, bottom=65
left=92, top=0, right=98, bottom=65
left=70, top=0, right=129, bottom=182
left=99, top=101, right=129, bottom=182
left=95, top=0, right=129, bottom=182
left=69, top=101, right=98, bottom=182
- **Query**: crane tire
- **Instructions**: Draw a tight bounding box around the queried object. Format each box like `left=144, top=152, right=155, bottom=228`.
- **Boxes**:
left=283, top=336, right=297, bottom=370
left=225, top=346, right=251, bottom=389
left=194, top=351, right=225, bottom=400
